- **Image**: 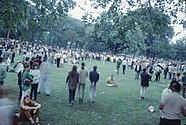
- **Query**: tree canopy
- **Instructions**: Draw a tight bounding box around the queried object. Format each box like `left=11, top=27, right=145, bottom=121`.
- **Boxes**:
left=0, top=0, right=185, bottom=60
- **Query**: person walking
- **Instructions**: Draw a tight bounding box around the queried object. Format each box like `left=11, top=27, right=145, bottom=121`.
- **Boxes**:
left=66, top=65, right=79, bottom=106
left=139, top=68, right=150, bottom=100
left=89, top=65, right=99, bottom=104
left=37, top=59, right=51, bottom=96
left=135, top=62, right=142, bottom=80
left=78, top=62, right=88, bottom=103
left=159, top=81, right=186, bottom=125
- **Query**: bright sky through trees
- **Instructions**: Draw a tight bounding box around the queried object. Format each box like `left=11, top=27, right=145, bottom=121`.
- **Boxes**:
left=69, top=0, right=185, bottom=43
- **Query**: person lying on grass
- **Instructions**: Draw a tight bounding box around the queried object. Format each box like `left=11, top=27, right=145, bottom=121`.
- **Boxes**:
left=18, top=95, right=41, bottom=125
left=106, top=75, right=118, bottom=87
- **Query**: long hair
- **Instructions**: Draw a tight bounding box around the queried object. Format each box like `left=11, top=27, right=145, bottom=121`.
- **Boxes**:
left=70, top=65, right=77, bottom=78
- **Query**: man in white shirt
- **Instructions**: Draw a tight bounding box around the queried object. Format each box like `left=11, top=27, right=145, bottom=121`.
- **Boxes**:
left=159, top=81, right=186, bottom=125
left=38, top=59, right=51, bottom=96
left=122, top=59, right=127, bottom=74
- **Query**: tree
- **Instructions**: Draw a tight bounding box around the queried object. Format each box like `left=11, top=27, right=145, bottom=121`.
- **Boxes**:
left=0, top=0, right=28, bottom=40
left=127, top=7, right=174, bottom=58
left=172, top=36, right=186, bottom=61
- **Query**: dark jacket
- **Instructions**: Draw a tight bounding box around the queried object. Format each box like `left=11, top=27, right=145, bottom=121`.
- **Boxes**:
left=18, top=71, right=22, bottom=85
left=135, top=65, right=142, bottom=72
left=141, top=71, right=150, bottom=87
left=89, top=70, right=99, bottom=83
left=182, top=76, right=186, bottom=85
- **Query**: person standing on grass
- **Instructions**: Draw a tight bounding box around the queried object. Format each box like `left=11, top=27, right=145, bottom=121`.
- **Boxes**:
left=122, top=59, right=127, bottom=74
left=168, top=64, right=174, bottom=80
left=116, top=58, right=122, bottom=74
left=134, top=61, right=142, bottom=80
left=163, top=64, right=168, bottom=79
left=21, top=63, right=33, bottom=103
left=66, top=65, right=79, bottom=106
left=29, top=62, right=40, bottom=101
left=89, top=65, right=99, bottom=103
left=154, top=64, right=162, bottom=83
left=0, top=57, right=6, bottom=85
left=37, top=58, right=51, bottom=96
left=14, top=61, right=24, bottom=106
left=159, top=81, right=186, bottom=125
left=139, top=68, right=150, bottom=100
left=78, top=62, right=88, bottom=103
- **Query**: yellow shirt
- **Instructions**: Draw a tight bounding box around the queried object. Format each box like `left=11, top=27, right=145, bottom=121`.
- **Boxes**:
left=107, top=77, right=114, bottom=84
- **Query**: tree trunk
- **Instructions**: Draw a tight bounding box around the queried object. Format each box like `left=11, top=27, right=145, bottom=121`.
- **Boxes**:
left=6, top=29, right=10, bottom=42
left=48, top=32, right=52, bottom=45
left=31, top=31, right=34, bottom=43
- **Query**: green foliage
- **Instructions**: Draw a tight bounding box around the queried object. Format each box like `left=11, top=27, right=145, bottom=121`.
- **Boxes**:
left=0, top=0, right=28, bottom=39
left=0, top=0, right=76, bottom=41
left=125, top=23, right=145, bottom=51
left=173, top=37, right=186, bottom=61
left=127, top=7, right=174, bottom=58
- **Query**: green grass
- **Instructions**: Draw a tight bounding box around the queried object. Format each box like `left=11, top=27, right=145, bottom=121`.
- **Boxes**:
left=5, top=56, right=186, bottom=125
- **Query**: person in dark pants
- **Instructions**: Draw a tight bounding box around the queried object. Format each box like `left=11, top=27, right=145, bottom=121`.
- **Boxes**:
left=159, top=81, right=186, bottom=125
left=116, top=59, right=122, bottom=74
left=56, top=52, right=61, bottom=68
left=164, top=64, right=168, bottom=79
left=135, top=62, right=142, bottom=80
left=89, top=65, right=100, bottom=103
left=11, top=50, right=15, bottom=63
left=122, top=59, right=127, bottom=74
left=66, top=65, right=79, bottom=106
left=18, top=71, right=22, bottom=105
left=139, top=68, right=150, bottom=100
left=29, top=63, right=40, bottom=101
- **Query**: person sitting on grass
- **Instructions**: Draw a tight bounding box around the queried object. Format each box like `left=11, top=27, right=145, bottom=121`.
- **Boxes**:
left=18, top=95, right=41, bottom=125
left=106, top=75, right=118, bottom=87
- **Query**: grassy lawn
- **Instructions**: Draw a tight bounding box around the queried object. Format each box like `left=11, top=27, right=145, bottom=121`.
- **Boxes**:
left=5, top=56, right=186, bottom=125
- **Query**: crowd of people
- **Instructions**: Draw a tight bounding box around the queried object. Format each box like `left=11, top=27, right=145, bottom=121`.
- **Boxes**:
left=0, top=38, right=186, bottom=125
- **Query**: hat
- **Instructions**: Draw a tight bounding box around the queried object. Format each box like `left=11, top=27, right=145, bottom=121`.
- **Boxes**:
left=148, top=106, right=155, bottom=113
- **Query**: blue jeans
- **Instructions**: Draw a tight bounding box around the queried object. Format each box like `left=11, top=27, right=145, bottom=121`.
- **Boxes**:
left=69, top=88, right=76, bottom=104
left=135, top=71, right=140, bottom=80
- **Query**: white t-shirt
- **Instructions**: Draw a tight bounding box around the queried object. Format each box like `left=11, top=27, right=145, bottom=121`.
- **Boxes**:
left=160, top=92, right=186, bottom=120
left=161, top=88, right=172, bottom=102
